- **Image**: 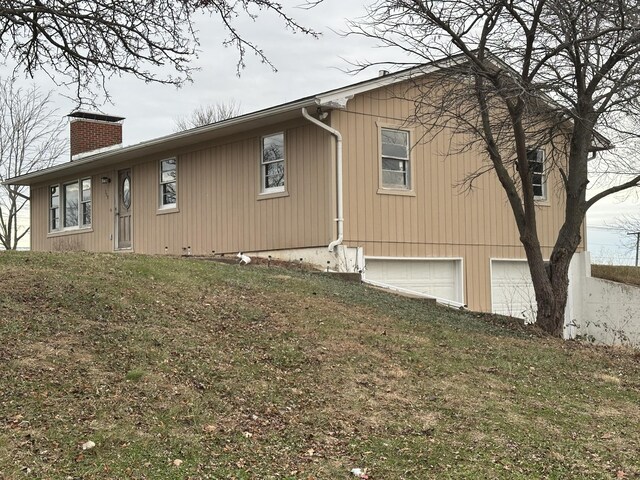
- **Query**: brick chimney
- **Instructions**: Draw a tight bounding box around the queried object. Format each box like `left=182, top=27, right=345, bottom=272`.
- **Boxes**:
left=68, top=111, right=125, bottom=160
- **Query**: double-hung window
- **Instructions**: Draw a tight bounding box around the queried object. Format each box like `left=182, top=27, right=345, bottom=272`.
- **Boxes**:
left=50, top=186, right=60, bottom=231
left=381, top=128, right=410, bottom=189
left=526, top=149, right=546, bottom=200
left=81, top=179, right=92, bottom=226
left=261, top=133, right=285, bottom=194
left=49, top=178, right=91, bottom=232
left=160, top=158, right=177, bottom=208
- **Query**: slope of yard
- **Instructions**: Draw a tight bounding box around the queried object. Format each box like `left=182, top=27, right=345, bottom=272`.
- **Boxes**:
left=592, top=264, right=640, bottom=287
left=0, top=252, right=639, bottom=479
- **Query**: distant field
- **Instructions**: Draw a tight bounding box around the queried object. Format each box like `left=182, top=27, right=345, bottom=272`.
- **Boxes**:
left=0, top=252, right=639, bottom=479
left=592, top=264, right=640, bottom=287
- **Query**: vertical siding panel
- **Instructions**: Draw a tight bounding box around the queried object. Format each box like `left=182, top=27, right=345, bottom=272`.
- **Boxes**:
left=239, top=142, right=247, bottom=250
left=242, top=141, right=250, bottom=250
left=293, top=127, right=301, bottom=247
left=225, top=146, right=233, bottom=250
left=347, top=105, right=357, bottom=243
left=207, top=148, right=215, bottom=254
left=303, top=129, right=312, bottom=246
left=311, top=128, right=320, bottom=246
left=234, top=144, right=242, bottom=250
left=186, top=152, right=194, bottom=251
left=443, top=135, right=453, bottom=244
left=290, top=127, right=300, bottom=247
left=135, top=166, right=143, bottom=254
left=223, top=144, right=231, bottom=251
left=317, top=129, right=326, bottom=245
left=198, top=150, right=207, bottom=253
left=213, top=146, right=221, bottom=253
left=348, top=103, right=359, bottom=243
left=191, top=150, right=198, bottom=252
left=363, top=113, right=375, bottom=250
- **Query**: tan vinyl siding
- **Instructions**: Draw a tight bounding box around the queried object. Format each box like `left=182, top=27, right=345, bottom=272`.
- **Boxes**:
left=31, top=172, right=115, bottom=252
left=31, top=121, right=334, bottom=255
left=29, top=76, right=584, bottom=315
left=331, top=83, right=584, bottom=312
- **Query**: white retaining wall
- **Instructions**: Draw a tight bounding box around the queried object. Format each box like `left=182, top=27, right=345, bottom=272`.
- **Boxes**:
left=567, top=252, right=640, bottom=347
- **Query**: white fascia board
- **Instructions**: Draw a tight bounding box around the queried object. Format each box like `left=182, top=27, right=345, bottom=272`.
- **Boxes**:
left=315, top=67, right=429, bottom=109
left=315, top=56, right=469, bottom=110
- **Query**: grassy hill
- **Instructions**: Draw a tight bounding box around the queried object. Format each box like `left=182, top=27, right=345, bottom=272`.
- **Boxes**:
left=592, top=264, right=640, bottom=287
left=0, top=252, right=638, bottom=479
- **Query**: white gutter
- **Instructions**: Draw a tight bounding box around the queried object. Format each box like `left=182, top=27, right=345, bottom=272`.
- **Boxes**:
left=301, top=107, right=343, bottom=252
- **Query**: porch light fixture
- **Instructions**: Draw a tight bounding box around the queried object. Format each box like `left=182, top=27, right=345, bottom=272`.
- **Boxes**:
left=101, top=176, right=111, bottom=184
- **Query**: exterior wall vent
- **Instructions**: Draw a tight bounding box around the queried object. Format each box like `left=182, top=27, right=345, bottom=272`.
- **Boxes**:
left=68, top=111, right=125, bottom=160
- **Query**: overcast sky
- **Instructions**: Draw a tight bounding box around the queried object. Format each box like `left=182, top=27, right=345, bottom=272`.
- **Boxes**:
left=3, top=0, right=638, bottom=262
left=71, top=1, right=384, bottom=144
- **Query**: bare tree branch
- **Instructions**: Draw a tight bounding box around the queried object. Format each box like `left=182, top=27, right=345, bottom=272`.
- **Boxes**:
left=0, top=1, right=322, bottom=104
left=174, top=99, right=241, bottom=131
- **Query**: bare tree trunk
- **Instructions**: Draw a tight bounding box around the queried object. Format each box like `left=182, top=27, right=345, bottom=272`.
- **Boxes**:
left=531, top=220, right=583, bottom=337
left=537, top=262, right=571, bottom=338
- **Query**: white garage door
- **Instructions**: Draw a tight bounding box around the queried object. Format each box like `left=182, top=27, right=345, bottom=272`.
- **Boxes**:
left=364, top=257, right=463, bottom=304
left=491, top=260, right=537, bottom=323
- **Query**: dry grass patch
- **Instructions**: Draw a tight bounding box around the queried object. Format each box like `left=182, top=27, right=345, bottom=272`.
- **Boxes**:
left=592, top=264, right=640, bottom=286
left=0, top=252, right=639, bottom=479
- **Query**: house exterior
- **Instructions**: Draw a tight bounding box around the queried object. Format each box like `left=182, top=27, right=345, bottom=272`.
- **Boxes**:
left=6, top=67, right=586, bottom=318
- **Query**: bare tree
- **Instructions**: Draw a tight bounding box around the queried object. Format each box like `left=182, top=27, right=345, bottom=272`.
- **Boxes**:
left=0, top=1, right=321, bottom=103
left=349, top=0, right=640, bottom=336
left=0, top=76, right=65, bottom=250
left=610, top=214, right=640, bottom=265
left=174, top=100, right=242, bottom=131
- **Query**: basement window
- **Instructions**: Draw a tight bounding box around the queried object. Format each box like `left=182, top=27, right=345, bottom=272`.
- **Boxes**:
left=49, top=178, right=92, bottom=232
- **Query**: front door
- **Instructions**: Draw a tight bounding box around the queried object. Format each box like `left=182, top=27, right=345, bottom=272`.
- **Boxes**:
left=117, top=169, right=132, bottom=249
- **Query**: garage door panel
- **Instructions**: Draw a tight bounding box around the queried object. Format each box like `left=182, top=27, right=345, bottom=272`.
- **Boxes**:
left=491, top=260, right=537, bottom=323
left=365, top=258, right=462, bottom=303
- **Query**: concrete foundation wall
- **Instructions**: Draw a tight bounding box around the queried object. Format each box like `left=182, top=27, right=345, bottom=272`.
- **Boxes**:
left=247, top=245, right=363, bottom=273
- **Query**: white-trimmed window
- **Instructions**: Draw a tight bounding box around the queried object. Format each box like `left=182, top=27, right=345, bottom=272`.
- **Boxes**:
left=160, top=158, right=177, bottom=208
left=81, top=178, right=92, bottom=226
left=49, top=185, right=60, bottom=231
left=261, top=133, right=285, bottom=193
left=381, top=128, right=410, bottom=189
left=527, top=149, right=546, bottom=200
left=49, top=178, right=91, bottom=232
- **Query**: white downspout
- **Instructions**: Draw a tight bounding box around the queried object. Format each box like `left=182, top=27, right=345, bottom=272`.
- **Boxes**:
left=301, top=107, right=343, bottom=252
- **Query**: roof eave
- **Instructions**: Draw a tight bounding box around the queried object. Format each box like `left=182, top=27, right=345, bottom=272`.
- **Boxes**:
left=5, top=97, right=318, bottom=186
left=5, top=55, right=473, bottom=187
